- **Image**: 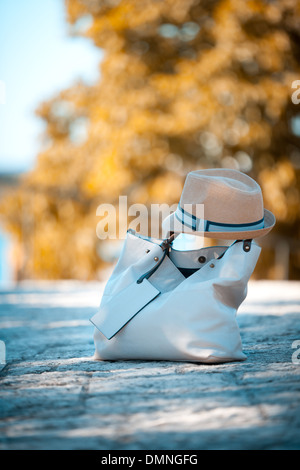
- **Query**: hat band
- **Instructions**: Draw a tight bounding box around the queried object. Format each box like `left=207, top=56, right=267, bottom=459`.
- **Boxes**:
left=175, top=205, right=264, bottom=233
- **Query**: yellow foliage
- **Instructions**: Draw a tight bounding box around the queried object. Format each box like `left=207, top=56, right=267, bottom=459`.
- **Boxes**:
left=1, top=0, right=300, bottom=280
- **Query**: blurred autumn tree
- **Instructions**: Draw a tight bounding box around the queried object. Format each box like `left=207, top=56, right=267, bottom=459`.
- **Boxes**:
left=1, top=0, right=300, bottom=280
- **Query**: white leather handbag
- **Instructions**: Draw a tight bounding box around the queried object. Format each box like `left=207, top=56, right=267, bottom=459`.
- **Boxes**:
left=90, top=229, right=261, bottom=363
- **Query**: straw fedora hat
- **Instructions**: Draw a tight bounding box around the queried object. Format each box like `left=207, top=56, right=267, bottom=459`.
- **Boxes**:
left=162, top=168, right=276, bottom=240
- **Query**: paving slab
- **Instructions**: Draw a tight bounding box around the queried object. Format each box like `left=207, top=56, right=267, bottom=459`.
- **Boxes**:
left=0, top=280, right=299, bottom=450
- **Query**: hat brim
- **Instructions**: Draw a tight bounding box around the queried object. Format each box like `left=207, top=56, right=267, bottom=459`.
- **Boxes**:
left=162, top=209, right=276, bottom=240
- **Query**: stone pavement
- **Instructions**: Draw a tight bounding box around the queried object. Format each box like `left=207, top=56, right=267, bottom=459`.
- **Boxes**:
left=0, top=280, right=299, bottom=450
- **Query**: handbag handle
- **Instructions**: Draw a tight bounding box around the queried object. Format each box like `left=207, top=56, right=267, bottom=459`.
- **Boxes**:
left=136, top=234, right=252, bottom=283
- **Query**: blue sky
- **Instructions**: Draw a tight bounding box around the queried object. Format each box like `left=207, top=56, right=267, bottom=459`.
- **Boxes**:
left=0, top=0, right=102, bottom=173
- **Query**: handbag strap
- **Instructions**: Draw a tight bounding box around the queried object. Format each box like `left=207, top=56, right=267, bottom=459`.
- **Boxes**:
left=216, top=239, right=252, bottom=259
left=136, top=233, right=176, bottom=284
